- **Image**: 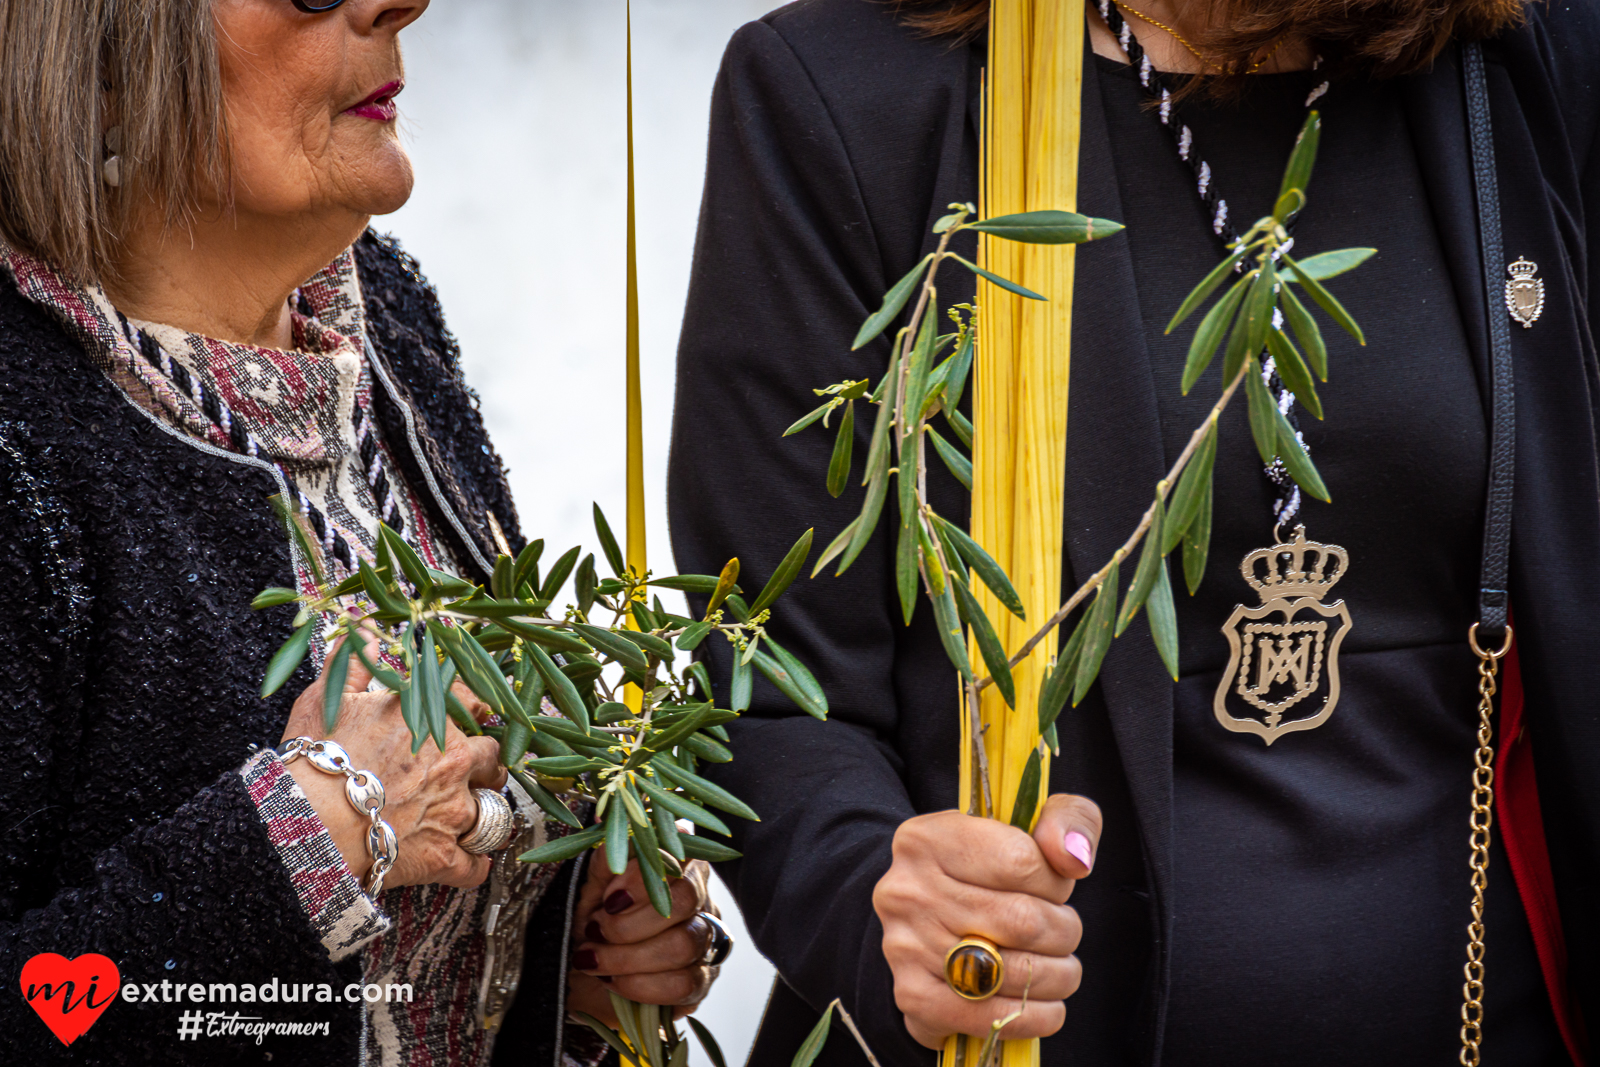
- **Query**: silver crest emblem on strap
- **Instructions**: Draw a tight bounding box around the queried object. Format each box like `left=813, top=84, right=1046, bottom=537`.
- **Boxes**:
left=1504, top=256, right=1544, bottom=328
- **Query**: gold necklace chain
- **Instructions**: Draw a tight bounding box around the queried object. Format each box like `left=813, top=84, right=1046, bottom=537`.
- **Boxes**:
left=1112, top=0, right=1287, bottom=75
left=1460, top=622, right=1512, bottom=1066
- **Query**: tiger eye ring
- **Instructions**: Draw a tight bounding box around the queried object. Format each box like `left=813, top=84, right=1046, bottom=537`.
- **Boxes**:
left=943, top=936, right=1004, bottom=1001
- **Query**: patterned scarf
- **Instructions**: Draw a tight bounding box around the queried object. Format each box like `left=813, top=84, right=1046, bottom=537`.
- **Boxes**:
left=0, top=243, right=451, bottom=610
left=0, top=242, right=583, bottom=1067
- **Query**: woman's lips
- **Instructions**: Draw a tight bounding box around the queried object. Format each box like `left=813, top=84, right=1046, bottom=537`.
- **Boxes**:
left=344, top=80, right=403, bottom=122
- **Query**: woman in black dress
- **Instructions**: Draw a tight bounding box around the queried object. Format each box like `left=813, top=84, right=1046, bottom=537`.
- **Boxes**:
left=668, top=0, right=1598, bottom=1063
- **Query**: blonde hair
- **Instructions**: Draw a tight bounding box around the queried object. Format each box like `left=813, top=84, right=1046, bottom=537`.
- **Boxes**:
left=0, top=0, right=226, bottom=283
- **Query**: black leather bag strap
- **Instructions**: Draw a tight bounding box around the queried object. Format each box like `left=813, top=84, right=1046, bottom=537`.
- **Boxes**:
left=1463, top=42, right=1516, bottom=641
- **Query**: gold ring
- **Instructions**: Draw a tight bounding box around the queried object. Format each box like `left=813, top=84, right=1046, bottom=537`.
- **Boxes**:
left=943, top=936, right=1004, bottom=1001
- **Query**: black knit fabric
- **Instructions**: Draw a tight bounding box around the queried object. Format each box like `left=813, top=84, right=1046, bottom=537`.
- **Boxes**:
left=0, top=231, right=557, bottom=1064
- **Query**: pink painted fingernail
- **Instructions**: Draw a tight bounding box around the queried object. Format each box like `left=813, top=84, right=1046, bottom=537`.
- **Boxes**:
left=1064, top=831, right=1094, bottom=873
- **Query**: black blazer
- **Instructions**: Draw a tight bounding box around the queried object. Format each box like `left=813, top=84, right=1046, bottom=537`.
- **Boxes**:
left=0, top=233, right=577, bottom=1065
left=668, top=1, right=1600, bottom=1064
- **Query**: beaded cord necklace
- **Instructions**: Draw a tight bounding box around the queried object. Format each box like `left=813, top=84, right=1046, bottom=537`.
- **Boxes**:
left=1100, top=0, right=1330, bottom=527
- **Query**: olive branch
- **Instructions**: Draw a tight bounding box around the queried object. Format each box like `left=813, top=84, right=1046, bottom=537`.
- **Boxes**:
left=254, top=498, right=823, bottom=920
left=791, top=111, right=1375, bottom=820
left=253, top=503, right=827, bottom=1064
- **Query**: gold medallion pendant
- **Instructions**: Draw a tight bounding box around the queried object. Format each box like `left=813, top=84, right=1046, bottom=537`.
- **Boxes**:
left=1214, top=525, right=1354, bottom=744
left=1505, top=256, right=1545, bottom=328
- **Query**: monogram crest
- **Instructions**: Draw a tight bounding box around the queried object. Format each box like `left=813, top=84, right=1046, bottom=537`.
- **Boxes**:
left=1214, top=526, right=1354, bottom=744
left=1505, top=257, right=1544, bottom=328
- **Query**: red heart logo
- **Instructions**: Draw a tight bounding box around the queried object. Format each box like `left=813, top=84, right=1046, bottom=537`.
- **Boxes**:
left=20, top=953, right=120, bottom=1046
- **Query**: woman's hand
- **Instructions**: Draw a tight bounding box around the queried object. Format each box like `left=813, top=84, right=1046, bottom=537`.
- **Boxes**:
left=873, top=794, right=1101, bottom=1048
left=280, top=640, right=508, bottom=890
left=567, top=855, right=718, bottom=1024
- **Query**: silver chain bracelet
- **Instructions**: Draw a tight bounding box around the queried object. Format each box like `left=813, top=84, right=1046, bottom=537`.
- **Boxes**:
left=279, top=737, right=397, bottom=897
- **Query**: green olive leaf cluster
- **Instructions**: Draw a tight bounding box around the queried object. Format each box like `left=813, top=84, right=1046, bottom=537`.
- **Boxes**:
left=254, top=501, right=820, bottom=919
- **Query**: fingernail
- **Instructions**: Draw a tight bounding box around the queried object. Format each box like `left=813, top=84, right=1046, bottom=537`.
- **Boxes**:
left=603, top=890, right=634, bottom=915
left=1064, top=830, right=1094, bottom=873
left=573, top=949, right=598, bottom=971
left=585, top=920, right=605, bottom=943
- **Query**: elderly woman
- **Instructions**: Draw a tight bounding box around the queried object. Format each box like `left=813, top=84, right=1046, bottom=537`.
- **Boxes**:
left=0, top=0, right=718, bottom=1063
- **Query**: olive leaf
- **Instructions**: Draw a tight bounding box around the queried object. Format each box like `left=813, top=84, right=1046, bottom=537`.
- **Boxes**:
left=1182, top=478, right=1213, bottom=597
left=593, top=504, right=627, bottom=577
left=1163, top=424, right=1217, bottom=555
left=853, top=254, right=934, bottom=350
left=750, top=528, right=814, bottom=616
left=1166, top=247, right=1245, bottom=334
left=261, top=622, right=313, bottom=698
left=1288, top=247, right=1375, bottom=281
left=933, top=514, right=1026, bottom=620
left=1182, top=274, right=1250, bottom=394
left=927, top=426, right=973, bottom=490
left=952, top=578, right=1014, bottom=709
left=1283, top=253, right=1366, bottom=344
left=1116, top=497, right=1166, bottom=637
left=826, top=400, right=855, bottom=497
left=966, top=209, right=1125, bottom=244
left=1277, top=110, right=1322, bottom=202
left=1071, top=560, right=1120, bottom=706
left=949, top=253, right=1046, bottom=300
left=1009, top=748, right=1043, bottom=831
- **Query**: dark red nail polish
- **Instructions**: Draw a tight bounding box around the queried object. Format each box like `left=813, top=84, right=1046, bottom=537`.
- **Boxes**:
left=585, top=920, right=605, bottom=943
left=603, top=890, right=634, bottom=915
left=573, top=949, right=598, bottom=971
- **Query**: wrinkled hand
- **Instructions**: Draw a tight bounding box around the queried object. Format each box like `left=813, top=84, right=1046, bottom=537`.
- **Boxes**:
left=281, top=639, right=507, bottom=890
left=567, top=854, right=718, bottom=1024
left=873, top=794, right=1101, bottom=1047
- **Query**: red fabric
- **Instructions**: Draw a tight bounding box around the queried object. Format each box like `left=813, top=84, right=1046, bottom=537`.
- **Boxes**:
left=1494, top=646, right=1589, bottom=1064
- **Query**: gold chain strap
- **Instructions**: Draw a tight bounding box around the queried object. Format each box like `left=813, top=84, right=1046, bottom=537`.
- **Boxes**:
left=1460, top=623, right=1513, bottom=1065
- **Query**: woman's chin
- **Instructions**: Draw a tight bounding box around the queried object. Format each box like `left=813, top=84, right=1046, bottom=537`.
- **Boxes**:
left=349, top=148, right=416, bottom=218
left=322, top=132, right=416, bottom=218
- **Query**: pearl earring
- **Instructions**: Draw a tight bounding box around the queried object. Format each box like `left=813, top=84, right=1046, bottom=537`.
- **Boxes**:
left=102, top=126, right=122, bottom=187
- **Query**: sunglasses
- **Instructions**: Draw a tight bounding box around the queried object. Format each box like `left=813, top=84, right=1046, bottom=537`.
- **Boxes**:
left=291, top=0, right=346, bottom=11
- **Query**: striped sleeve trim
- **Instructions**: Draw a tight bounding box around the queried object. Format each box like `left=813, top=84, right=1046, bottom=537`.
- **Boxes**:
left=240, top=748, right=391, bottom=962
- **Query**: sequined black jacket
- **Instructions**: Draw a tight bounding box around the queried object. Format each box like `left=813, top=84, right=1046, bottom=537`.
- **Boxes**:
left=0, top=232, right=575, bottom=1065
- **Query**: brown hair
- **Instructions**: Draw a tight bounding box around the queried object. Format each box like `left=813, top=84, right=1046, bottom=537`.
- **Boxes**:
left=893, top=0, right=1528, bottom=85
left=0, top=0, right=226, bottom=283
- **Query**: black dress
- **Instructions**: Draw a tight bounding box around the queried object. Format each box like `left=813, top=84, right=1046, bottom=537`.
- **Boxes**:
left=668, top=1, right=1600, bottom=1064
left=1094, top=55, right=1560, bottom=1061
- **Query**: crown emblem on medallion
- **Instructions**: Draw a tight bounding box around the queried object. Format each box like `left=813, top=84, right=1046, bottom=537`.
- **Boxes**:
left=1241, top=525, right=1347, bottom=602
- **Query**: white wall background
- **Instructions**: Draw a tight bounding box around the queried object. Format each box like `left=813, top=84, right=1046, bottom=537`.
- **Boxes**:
left=383, top=1, right=781, bottom=1062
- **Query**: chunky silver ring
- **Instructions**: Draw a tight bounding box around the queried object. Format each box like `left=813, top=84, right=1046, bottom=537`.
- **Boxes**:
left=459, top=788, right=515, bottom=854
left=698, top=912, right=733, bottom=967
